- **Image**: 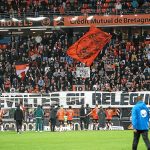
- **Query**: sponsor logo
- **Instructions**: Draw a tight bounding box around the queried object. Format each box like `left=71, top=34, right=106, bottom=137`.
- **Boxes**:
left=55, top=17, right=64, bottom=26
left=140, top=109, right=147, bottom=118
left=41, top=18, right=51, bottom=26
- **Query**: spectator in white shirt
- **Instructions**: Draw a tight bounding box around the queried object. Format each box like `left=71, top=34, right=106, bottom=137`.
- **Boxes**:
left=115, top=2, right=122, bottom=14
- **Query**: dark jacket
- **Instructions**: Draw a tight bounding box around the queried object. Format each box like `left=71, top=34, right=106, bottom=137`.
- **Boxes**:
left=98, top=109, right=106, bottom=126
left=85, top=106, right=91, bottom=115
left=50, top=107, right=57, bottom=119
left=14, top=107, right=24, bottom=121
left=80, top=106, right=85, bottom=117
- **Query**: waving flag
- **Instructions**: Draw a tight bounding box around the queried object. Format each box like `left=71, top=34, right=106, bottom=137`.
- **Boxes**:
left=29, top=48, right=40, bottom=60
left=15, top=64, right=29, bottom=80
left=67, top=26, right=112, bottom=66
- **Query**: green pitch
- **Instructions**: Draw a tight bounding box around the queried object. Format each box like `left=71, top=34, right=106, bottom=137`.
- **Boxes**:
left=0, top=130, right=147, bottom=150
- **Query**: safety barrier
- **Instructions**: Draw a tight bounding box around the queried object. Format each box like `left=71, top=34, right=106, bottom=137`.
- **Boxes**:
left=3, top=123, right=36, bottom=131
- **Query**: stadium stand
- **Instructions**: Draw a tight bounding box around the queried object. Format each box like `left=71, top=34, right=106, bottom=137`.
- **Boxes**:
left=0, top=28, right=149, bottom=93
left=0, top=0, right=150, bottom=92
left=0, top=0, right=149, bottom=133
left=0, top=0, right=149, bottom=94
left=0, top=0, right=149, bottom=18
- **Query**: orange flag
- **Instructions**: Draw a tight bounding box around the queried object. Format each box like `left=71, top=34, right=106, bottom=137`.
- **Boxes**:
left=15, top=64, right=29, bottom=80
left=67, top=26, right=112, bottom=66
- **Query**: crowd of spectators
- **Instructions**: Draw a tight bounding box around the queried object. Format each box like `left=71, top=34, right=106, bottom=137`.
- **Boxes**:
left=0, top=0, right=150, bottom=18
left=0, top=27, right=149, bottom=93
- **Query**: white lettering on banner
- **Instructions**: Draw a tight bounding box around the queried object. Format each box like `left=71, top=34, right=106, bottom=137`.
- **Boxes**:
left=0, top=91, right=150, bottom=108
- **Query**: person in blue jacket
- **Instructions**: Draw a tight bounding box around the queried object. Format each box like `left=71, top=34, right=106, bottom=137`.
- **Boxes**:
left=132, top=96, right=150, bottom=150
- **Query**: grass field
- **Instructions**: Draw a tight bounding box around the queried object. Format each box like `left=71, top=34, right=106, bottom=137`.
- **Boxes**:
left=0, top=130, right=148, bottom=150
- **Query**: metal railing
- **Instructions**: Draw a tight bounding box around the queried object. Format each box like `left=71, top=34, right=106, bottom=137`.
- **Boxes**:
left=0, top=8, right=149, bottom=19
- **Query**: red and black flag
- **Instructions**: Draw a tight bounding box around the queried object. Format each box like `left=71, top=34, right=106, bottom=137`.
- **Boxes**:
left=67, top=26, right=112, bottom=66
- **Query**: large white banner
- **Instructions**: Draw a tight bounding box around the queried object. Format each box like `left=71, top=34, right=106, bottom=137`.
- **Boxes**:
left=0, top=91, right=150, bottom=108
